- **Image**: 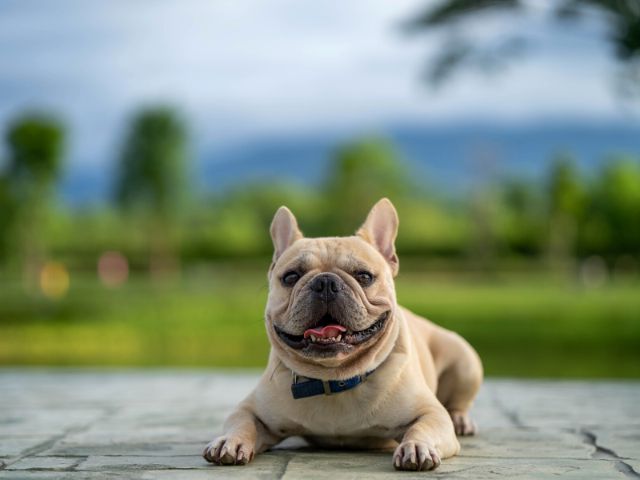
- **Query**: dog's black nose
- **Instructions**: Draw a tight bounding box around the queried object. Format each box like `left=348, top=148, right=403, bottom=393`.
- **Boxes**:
left=309, top=273, right=341, bottom=302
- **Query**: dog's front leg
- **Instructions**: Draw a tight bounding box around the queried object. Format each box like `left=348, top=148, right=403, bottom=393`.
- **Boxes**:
left=393, top=404, right=460, bottom=471
left=203, top=403, right=280, bottom=466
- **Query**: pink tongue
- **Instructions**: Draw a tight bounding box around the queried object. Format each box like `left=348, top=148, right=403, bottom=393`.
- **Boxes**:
left=303, top=324, right=347, bottom=339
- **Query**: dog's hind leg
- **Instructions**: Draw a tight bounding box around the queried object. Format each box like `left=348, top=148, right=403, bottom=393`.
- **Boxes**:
left=431, top=329, right=483, bottom=436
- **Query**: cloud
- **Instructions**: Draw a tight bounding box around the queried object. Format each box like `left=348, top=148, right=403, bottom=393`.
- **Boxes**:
left=0, top=0, right=630, bottom=170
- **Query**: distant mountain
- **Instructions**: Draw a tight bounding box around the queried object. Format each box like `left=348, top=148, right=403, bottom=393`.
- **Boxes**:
left=60, top=120, right=640, bottom=206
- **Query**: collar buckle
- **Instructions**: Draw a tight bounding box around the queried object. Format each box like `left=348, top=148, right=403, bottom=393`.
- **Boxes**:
left=322, top=380, right=332, bottom=395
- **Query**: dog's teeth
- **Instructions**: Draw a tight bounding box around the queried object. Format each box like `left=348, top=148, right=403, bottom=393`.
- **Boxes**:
left=310, top=335, right=317, bottom=342
left=336, top=335, right=341, bottom=342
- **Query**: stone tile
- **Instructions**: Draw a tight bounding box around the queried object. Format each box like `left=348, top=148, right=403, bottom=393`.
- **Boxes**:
left=468, top=388, right=514, bottom=429
left=459, top=428, right=593, bottom=459
left=110, top=404, right=226, bottom=428
left=0, top=469, right=279, bottom=480
left=0, top=436, right=53, bottom=457
left=0, top=473, right=132, bottom=480
left=626, top=459, right=640, bottom=474
left=490, top=380, right=640, bottom=429
left=76, top=452, right=288, bottom=476
left=435, top=456, right=625, bottom=479
left=0, top=408, right=103, bottom=437
left=76, top=455, right=207, bottom=471
left=6, top=456, right=82, bottom=471
left=280, top=451, right=394, bottom=479
left=58, top=425, right=216, bottom=447
left=40, top=442, right=205, bottom=458
left=138, top=469, right=284, bottom=480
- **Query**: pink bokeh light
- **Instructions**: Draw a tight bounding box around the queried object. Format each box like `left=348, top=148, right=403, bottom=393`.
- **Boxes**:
left=98, top=251, right=129, bottom=287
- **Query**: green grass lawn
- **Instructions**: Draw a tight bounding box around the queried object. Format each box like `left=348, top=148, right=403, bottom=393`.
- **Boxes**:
left=1, top=264, right=639, bottom=377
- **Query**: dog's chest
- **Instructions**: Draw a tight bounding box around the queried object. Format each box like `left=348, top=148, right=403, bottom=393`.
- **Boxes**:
left=260, top=380, right=418, bottom=439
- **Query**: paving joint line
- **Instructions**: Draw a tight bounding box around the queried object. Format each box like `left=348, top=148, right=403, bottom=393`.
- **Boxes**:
left=580, top=428, right=640, bottom=479
left=276, top=452, right=294, bottom=479
left=489, top=389, right=527, bottom=429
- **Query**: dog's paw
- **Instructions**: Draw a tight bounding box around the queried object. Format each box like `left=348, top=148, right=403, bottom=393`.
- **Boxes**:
left=450, top=411, right=477, bottom=436
left=393, top=440, right=441, bottom=471
left=202, top=436, right=254, bottom=466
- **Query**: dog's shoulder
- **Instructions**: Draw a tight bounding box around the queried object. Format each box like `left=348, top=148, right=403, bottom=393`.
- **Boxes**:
left=398, top=305, right=438, bottom=338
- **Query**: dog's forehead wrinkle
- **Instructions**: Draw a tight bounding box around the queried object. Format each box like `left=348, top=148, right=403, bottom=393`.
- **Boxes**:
left=320, top=240, right=365, bottom=271
left=345, top=254, right=376, bottom=274
left=287, top=237, right=382, bottom=273
left=290, top=259, right=310, bottom=274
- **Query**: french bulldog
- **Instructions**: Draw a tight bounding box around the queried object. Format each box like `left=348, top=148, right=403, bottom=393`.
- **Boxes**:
left=203, top=198, right=483, bottom=471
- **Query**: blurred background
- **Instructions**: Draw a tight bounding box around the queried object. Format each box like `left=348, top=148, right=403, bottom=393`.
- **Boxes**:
left=0, top=0, right=639, bottom=377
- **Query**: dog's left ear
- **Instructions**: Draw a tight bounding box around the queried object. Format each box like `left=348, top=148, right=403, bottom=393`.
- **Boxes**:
left=357, top=198, right=399, bottom=276
left=270, top=206, right=303, bottom=263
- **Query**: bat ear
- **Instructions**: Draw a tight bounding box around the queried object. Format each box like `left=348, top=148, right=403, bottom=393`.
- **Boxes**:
left=270, top=206, right=303, bottom=262
left=357, top=198, right=399, bottom=276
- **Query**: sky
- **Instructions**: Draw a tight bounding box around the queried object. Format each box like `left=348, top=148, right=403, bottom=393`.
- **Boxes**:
left=0, top=0, right=637, bottom=174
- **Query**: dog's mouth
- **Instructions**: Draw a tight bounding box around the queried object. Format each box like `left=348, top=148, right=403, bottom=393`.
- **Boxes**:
left=274, top=311, right=390, bottom=351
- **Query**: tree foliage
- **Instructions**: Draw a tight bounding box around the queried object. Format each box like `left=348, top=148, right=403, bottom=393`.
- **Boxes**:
left=6, top=114, right=64, bottom=194
left=1, top=113, right=65, bottom=271
left=0, top=176, right=14, bottom=260
left=548, top=155, right=586, bottom=218
left=324, top=138, right=409, bottom=234
left=591, top=158, right=640, bottom=254
left=408, top=0, right=640, bottom=89
left=116, top=107, right=188, bottom=218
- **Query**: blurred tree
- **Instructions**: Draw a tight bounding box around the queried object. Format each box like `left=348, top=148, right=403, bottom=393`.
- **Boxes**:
left=546, top=154, right=586, bottom=263
left=0, top=176, right=15, bottom=263
left=408, top=0, right=640, bottom=92
left=501, top=180, right=543, bottom=256
left=591, top=158, right=640, bottom=256
left=187, top=183, right=321, bottom=259
left=116, top=107, right=187, bottom=215
left=115, top=107, right=189, bottom=274
left=324, top=138, right=409, bottom=234
left=3, top=113, right=65, bottom=279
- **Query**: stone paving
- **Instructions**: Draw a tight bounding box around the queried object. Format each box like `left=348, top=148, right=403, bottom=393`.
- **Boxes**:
left=1, top=369, right=639, bottom=479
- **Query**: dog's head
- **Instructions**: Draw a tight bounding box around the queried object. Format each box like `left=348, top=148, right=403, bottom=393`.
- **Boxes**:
left=265, top=198, right=401, bottom=379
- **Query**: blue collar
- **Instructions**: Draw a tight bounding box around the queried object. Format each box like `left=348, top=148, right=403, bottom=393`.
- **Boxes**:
left=290, top=369, right=376, bottom=399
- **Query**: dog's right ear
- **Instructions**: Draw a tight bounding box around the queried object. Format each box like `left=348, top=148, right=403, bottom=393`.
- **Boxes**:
left=270, top=206, right=303, bottom=262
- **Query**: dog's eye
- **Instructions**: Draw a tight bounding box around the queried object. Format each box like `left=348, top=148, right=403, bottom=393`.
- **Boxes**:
left=354, top=271, right=374, bottom=286
left=281, top=271, right=301, bottom=287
